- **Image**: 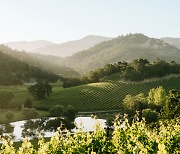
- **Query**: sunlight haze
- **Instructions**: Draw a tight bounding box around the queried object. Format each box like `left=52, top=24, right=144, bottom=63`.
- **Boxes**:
left=0, top=0, right=180, bottom=43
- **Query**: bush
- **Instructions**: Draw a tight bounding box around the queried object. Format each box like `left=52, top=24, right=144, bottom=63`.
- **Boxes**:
left=23, top=108, right=39, bottom=120
left=49, top=105, right=64, bottom=117
left=24, top=99, right=33, bottom=108
left=142, top=108, right=158, bottom=123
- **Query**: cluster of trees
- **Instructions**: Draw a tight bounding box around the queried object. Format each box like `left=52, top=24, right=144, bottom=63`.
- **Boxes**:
left=63, top=58, right=180, bottom=88
left=21, top=104, right=77, bottom=132
left=0, top=50, right=59, bottom=85
left=122, top=87, right=180, bottom=123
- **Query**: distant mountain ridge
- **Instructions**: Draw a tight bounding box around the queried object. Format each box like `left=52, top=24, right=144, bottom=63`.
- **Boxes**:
left=5, top=40, right=56, bottom=51
left=31, top=35, right=112, bottom=57
left=5, top=35, right=112, bottom=57
left=161, top=37, right=180, bottom=49
left=4, top=34, right=180, bottom=76
left=59, top=34, right=180, bottom=74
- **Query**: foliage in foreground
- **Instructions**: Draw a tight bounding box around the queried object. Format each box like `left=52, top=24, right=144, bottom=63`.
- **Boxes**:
left=0, top=116, right=179, bottom=154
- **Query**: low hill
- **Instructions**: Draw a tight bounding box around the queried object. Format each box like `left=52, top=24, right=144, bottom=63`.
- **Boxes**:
left=31, top=35, right=112, bottom=57
left=0, top=45, right=80, bottom=78
left=0, top=47, right=59, bottom=85
left=5, top=40, right=56, bottom=51
left=34, top=76, right=180, bottom=112
left=60, top=34, right=180, bottom=74
left=161, top=37, right=180, bottom=49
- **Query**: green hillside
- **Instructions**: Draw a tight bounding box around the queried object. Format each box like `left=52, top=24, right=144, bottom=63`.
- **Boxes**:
left=0, top=45, right=80, bottom=78
left=60, top=34, right=180, bottom=74
left=0, top=49, right=59, bottom=85
left=34, top=76, right=180, bottom=112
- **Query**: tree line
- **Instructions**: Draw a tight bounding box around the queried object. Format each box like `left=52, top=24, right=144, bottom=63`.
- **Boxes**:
left=62, top=58, right=180, bottom=88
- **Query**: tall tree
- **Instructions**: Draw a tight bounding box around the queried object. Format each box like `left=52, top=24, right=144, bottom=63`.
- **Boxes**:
left=27, top=81, right=52, bottom=100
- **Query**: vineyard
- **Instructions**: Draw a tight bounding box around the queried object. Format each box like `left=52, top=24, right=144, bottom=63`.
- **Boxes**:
left=34, top=76, right=180, bottom=112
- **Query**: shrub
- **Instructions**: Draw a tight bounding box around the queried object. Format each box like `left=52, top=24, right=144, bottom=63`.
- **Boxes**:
left=0, top=116, right=179, bottom=153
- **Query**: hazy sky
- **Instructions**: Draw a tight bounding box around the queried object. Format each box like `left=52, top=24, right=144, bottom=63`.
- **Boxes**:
left=0, top=0, right=180, bottom=43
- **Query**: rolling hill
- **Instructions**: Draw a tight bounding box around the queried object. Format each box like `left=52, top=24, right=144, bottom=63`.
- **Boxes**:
left=0, top=49, right=59, bottom=85
left=59, top=34, right=180, bottom=74
left=34, top=76, right=180, bottom=112
left=161, top=37, right=180, bottom=49
left=0, top=45, right=80, bottom=78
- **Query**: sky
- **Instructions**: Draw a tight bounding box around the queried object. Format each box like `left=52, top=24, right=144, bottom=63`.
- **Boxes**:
left=0, top=0, right=180, bottom=43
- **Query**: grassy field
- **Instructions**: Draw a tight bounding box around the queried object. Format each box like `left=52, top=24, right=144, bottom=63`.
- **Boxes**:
left=0, top=109, right=49, bottom=124
left=34, top=76, right=180, bottom=112
left=0, top=84, right=61, bottom=124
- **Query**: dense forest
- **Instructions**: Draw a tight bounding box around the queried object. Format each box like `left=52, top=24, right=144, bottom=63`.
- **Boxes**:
left=0, top=51, right=59, bottom=85
left=63, top=58, right=180, bottom=88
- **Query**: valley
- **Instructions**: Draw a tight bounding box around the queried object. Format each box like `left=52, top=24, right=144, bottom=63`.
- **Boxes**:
left=0, top=33, right=180, bottom=153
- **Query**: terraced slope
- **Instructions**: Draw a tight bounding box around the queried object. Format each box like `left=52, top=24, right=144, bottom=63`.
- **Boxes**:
left=34, top=76, right=180, bottom=112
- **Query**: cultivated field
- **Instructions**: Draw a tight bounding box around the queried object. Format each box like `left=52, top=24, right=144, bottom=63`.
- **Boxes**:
left=34, top=76, right=180, bottom=112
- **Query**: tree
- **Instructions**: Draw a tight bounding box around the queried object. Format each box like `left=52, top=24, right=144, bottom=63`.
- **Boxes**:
left=24, top=99, right=33, bottom=108
left=49, top=105, right=64, bottom=117
left=64, top=105, right=77, bottom=121
left=161, top=89, right=180, bottom=119
left=27, top=81, right=52, bottom=100
left=147, top=86, right=167, bottom=110
left=23, top=108, right=39, bottom=120
left=0, top=91, right=14, bottom=108
left=123, top=93, right=147, bottom=117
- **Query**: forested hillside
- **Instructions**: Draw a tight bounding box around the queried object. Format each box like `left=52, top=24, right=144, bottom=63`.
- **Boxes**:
left=62, top=59, right=180, bottom=88
left=60, top=34, right=180, bottom=74
left=0, top=45, right=80, bottom=78
left=0, top=50, right=59, bottom=85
